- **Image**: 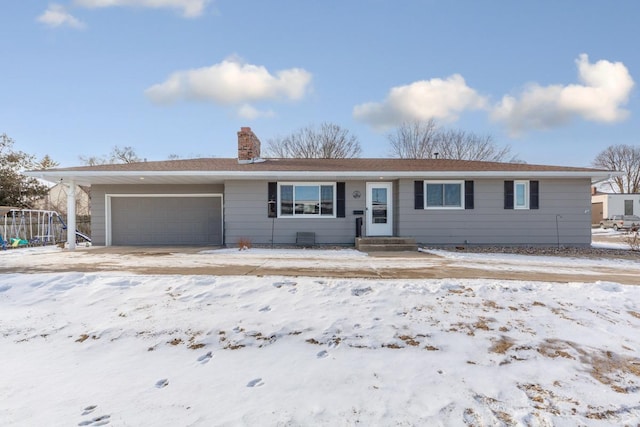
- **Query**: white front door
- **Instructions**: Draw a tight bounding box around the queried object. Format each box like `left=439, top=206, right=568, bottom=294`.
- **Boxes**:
left=366, top=182, right=393, bottom=236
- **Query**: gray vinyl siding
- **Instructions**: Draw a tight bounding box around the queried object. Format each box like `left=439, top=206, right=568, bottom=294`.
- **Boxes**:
left=91, top=184, right=223, bottom=246
left=224, top=180, right=365, bottom=246
left=88, top=178, right=592, bottom=247
left=397, top=178, right=592, bottom=247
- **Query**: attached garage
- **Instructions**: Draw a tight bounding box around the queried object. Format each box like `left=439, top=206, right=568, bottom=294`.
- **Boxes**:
left=108, top=194, right=223, bottom=246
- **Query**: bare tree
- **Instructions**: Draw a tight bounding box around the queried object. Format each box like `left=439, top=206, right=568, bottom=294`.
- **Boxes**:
left=80, top=146, right=141, bottom=165
left=265, top=123, right=362, bottom=158
left=0, top=133, right=50, bottom=208
left=388, top=120, right=517, bottom=162
left=110, top=146, right=141, bottom=163
left=437, top=129, right=513, bottom=162
left=592, top=144, right=640, bottom=193
left=78, top=155, right=105, bottom=166
left=388, top=119, right=439, bottom=159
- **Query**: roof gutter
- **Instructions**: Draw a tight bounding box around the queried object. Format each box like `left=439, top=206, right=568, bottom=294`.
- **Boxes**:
left=25, top=169, right=618, bottom=181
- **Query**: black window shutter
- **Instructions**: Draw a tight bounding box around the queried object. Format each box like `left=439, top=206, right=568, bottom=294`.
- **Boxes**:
left=268, top=182, right=277, bottom=218
left=464, top=180, right=474, bottom=210
left=530, top=180, right=539, bottom=210
left=414, top=181, right=424, bottom=209
left=504, top=180, right=514, bottom=210
left=336, top=182, right=346, bottom=218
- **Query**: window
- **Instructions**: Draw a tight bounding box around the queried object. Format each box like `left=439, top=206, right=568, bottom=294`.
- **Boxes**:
left=504, top=180, right=539, bottom=210
left=514, top=180, right=529, bottom=209
left=415, top=180, right=474, bottom=210
left=424, top=181, right=464, bottom=209
left=278, top=183, right=336, bottom=217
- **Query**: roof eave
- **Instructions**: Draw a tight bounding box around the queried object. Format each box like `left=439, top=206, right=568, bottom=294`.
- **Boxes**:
left=25, top=169, right=619, bottom=186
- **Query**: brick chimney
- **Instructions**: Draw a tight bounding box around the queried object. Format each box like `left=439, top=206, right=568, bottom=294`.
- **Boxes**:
left=237, top=127, right=261, bottom=163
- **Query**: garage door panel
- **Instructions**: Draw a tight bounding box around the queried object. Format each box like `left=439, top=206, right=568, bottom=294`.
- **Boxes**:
left=111, top=196, right=222, bottom=245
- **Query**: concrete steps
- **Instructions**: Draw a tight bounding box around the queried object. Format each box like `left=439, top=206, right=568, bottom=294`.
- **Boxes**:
left=355, top=237, right=418, bottom=252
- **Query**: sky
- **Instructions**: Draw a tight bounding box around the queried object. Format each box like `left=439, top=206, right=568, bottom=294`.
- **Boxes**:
left=1, top=1, right=639, bottom=167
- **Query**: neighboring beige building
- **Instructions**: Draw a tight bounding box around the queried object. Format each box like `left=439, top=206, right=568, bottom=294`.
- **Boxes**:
left=591, top=188, right=640, bottom=223
left=35, top=183, right=91, bottom=216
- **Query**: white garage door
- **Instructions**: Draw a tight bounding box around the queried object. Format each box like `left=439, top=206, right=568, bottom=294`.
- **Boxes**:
left=110, top=196, right=222, bottom=245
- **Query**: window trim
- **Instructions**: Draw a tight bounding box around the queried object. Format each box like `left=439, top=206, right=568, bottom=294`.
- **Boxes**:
left=277, top=182, right=337, bottom=218
left=423, top=180, right=465, bottom=210
left=505, top=180, right=539, bottom=210
left=514, top=180, right=529, bottom=210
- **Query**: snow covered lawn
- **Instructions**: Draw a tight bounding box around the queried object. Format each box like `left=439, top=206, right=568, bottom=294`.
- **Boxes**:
left=1, top=249, right=640, bottom=425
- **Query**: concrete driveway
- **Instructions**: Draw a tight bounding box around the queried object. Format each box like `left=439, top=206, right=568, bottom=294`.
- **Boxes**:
left=1, top=244, right=639, bottom=285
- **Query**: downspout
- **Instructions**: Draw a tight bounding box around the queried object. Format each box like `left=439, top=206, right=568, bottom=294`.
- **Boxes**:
left=67, top=179, right=76, bottom=250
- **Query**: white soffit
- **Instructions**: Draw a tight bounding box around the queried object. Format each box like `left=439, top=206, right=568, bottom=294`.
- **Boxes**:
left=25, top=169, right=618, bottom=186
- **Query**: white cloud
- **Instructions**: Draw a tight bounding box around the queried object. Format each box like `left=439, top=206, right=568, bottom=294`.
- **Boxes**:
left=37, top=4, right=86, bottom=29
left=74, top=0, right=211, bottom=18
left=145, top=57, right=312, bottom=117
left=491, top=54, right=635, bottom=135
left=353, top=75, right=487, bottom=130
left=237, top=104, right=276, bottom=120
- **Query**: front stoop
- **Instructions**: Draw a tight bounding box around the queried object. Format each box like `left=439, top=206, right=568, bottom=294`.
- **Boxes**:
left=355, top=237, right=418, bottom=252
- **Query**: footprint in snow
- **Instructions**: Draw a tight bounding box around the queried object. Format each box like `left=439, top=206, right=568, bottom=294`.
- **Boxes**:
left=81, top=405, right=97, bottom=416
left=317, top=350, right=329, bottom=359
left=351, top=286, right=372, bottom=296
left=78, top=414, right=111, bottom=426
left=259, top=305, right=271, bottom=312
left=247, top=378, right=264, bottom=387
left=328, top=339, right=341, bottom=349
left=155, top=379, right=169, bottom=388
left=197, top=352, right=213, bottom=364
left=273, top=281, right=297, bottom=289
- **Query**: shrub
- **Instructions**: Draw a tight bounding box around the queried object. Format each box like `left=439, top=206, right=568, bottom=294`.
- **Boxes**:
left=237, top=237, right=252, bottom=251
left=624, top=232, right=640, bottom=251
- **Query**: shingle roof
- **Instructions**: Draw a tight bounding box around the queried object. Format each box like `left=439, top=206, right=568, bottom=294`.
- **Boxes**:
left=37, top=157, right=604, bottom=173
left=26, top=157, right=616, bottom=186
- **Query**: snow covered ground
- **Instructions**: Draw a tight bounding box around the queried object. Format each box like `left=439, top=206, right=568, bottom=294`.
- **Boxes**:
left=1, top=246, right=640, bottom=426
left=591, top=227, right=636, bottom=250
